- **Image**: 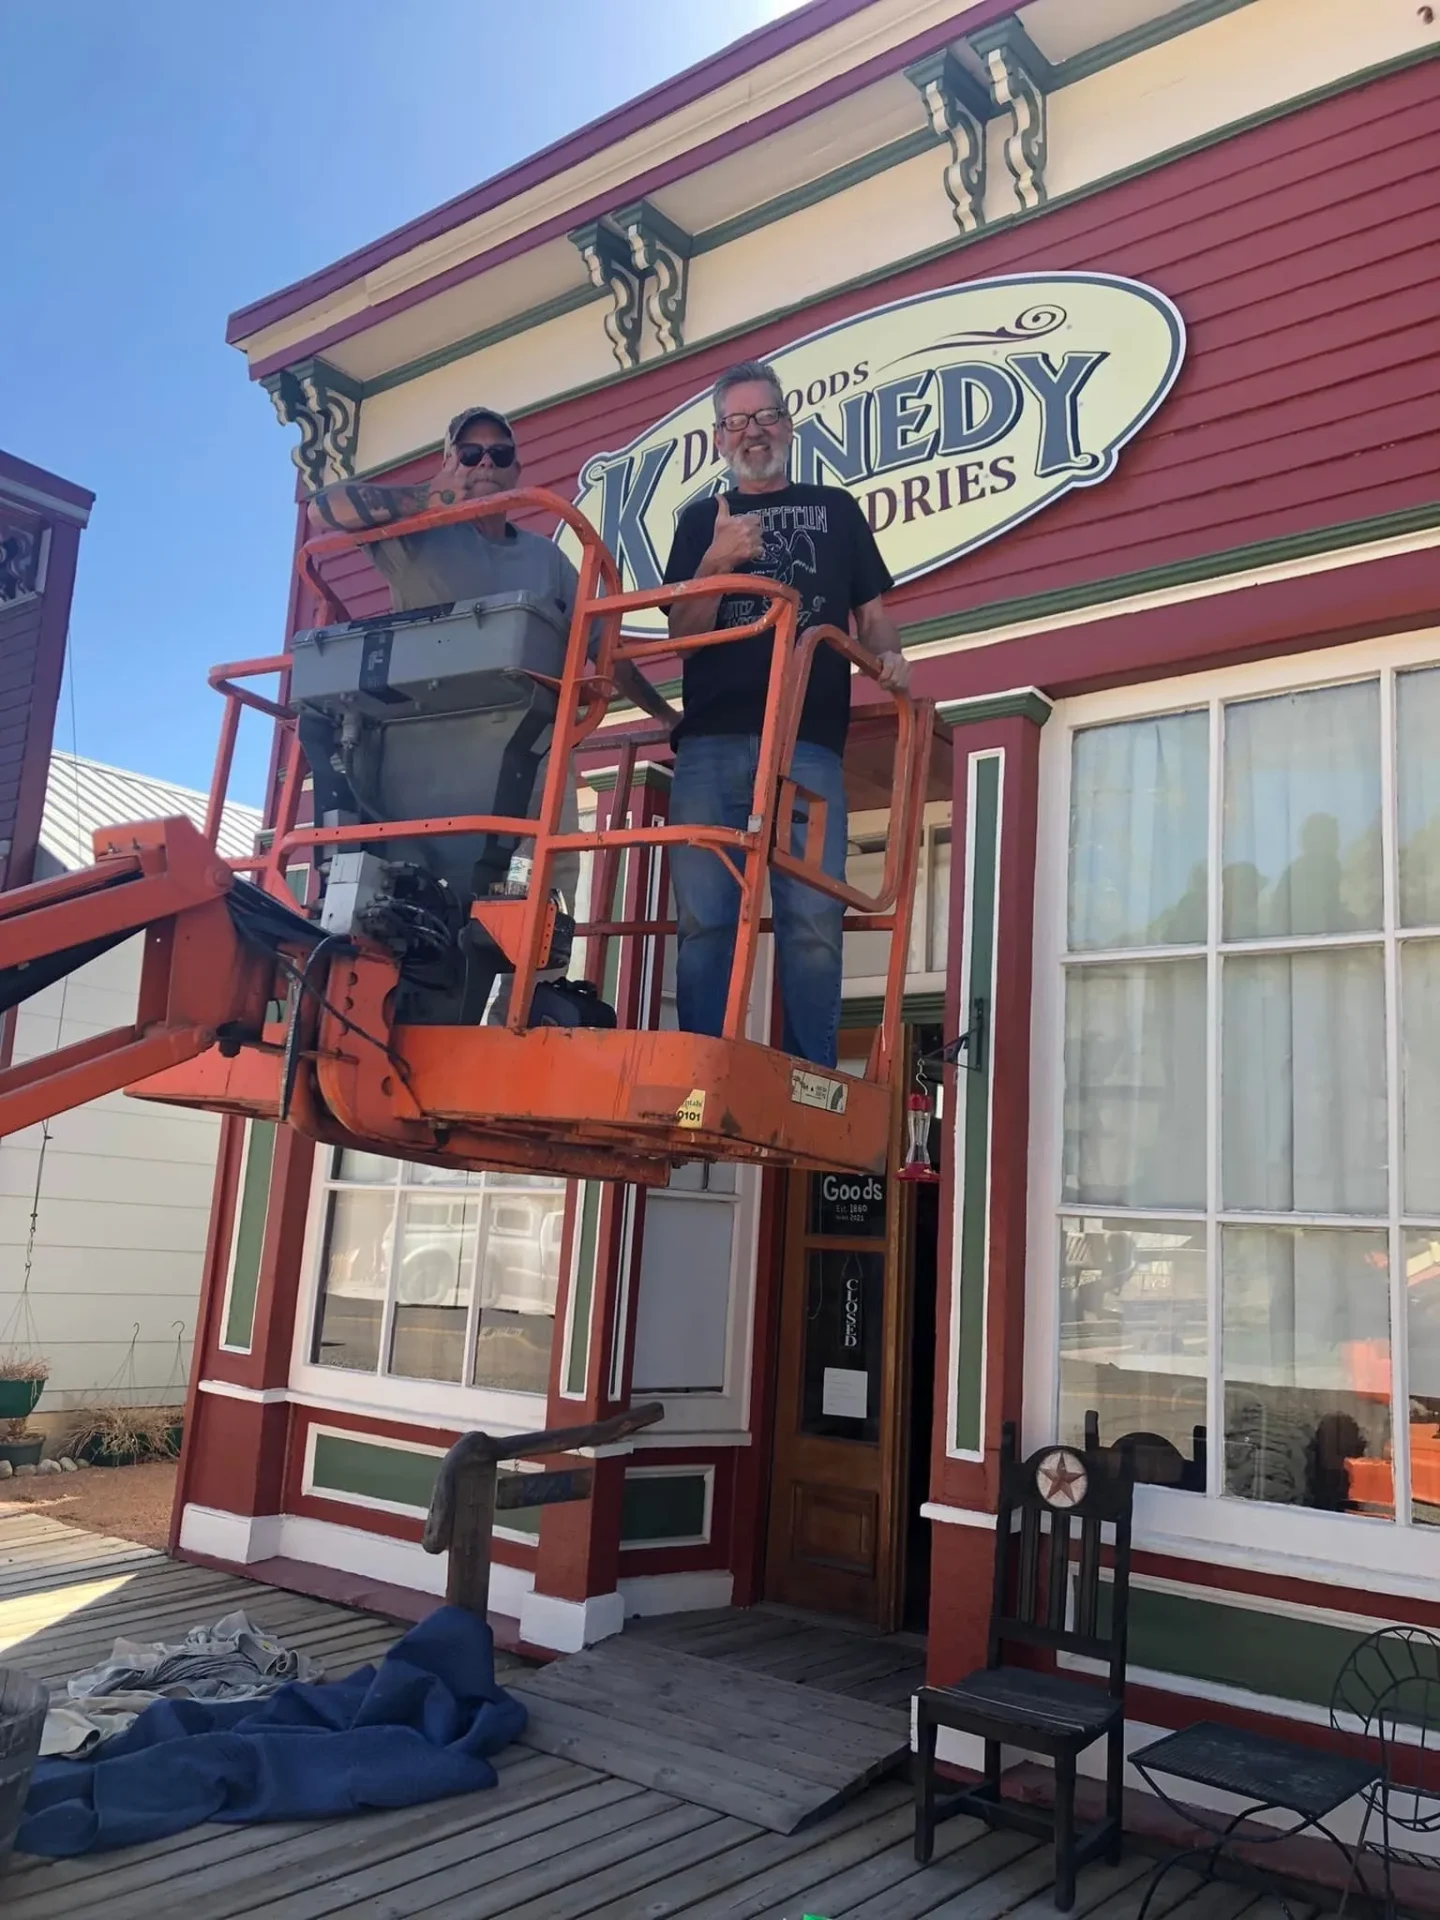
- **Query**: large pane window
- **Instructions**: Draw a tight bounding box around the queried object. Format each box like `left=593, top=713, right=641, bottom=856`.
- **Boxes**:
left=310, top=1153, right=565, bottom=1397
left=1057, top=662, right=1440, bottom=1532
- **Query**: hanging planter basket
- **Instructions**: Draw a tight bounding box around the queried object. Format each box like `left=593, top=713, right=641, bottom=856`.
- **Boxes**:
left=0, top=1381, right=44, bottom=1422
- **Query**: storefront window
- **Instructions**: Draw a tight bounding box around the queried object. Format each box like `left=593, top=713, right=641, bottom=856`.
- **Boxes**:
left=1058, top=664, right=1440, bottom=1528
left=310, top=1150, right=564, bottom=1396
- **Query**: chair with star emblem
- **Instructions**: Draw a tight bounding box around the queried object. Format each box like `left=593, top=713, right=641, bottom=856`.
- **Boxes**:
left=913, top=1421, right=1136, bottom=1910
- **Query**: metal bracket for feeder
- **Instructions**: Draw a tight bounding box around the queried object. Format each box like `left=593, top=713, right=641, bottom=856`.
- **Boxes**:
left=422, top=1401, right=665, bottom=1617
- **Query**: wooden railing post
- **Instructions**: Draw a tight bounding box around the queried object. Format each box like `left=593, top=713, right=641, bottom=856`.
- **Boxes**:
left=423, top=1403, right=663, bottom=1619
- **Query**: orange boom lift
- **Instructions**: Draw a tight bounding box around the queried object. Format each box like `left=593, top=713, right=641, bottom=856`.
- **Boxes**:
left=0, top=491, right=933, bottom=1189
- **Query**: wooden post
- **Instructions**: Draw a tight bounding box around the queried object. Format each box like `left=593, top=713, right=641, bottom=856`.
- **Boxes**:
left=445, top=1446, right=498, bottom=1619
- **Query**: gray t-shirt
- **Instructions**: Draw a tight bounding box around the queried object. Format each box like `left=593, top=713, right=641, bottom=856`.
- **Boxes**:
left=368, top=521, right=579, bottom=621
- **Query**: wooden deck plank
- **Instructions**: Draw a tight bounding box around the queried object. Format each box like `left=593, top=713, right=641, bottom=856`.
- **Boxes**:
left=3, top=1753, right=578, bottom=1902
left=647, top=1798, right=921, bottom=1920
left=568, top=1781, right=914, bottom=1920
left=745, top=1818, right=1026, bottom=1920
left=321, top=1799, right=722, bottom=1920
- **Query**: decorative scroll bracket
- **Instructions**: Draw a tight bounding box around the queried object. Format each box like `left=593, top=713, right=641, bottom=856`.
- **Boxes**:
left=569, top=220, right=645, bottom=371
left=969, top=19, right=1055, bottom=213
left=0, top=514, right=49, bottom=606
left=260, top=355, right=364, bottom=494
left=610, top=199, right=694, bottom=356
left=905, top=49, right=991, bottom=235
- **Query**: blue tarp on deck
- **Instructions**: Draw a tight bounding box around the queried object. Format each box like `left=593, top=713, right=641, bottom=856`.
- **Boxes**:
left=17, top=1605, right=527, bottom=1856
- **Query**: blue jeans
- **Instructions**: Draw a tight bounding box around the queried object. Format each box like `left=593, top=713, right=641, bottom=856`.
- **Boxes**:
left=669, top=734, right=847, bottom=1068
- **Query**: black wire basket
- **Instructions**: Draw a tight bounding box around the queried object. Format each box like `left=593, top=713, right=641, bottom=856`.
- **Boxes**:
left=0, top=1668, right=46, bottom=1873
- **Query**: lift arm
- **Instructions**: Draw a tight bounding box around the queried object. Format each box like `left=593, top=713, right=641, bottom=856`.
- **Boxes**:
left=0, top=816, right=287, bottom=1139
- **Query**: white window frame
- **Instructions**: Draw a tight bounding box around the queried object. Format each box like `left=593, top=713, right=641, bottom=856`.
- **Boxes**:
left=843, top=800, right=953, bottom=1000
left=289, top=1146, right=561, bottom=1436
left=1026, top=625, right=1440, bottom=1601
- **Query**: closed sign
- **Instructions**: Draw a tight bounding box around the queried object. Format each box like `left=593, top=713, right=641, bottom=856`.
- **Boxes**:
left=560, top=271, right=1185, bottom=636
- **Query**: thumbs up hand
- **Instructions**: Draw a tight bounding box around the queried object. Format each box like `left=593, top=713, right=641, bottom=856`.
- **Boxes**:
left=701, top=492, right=765, bottom=575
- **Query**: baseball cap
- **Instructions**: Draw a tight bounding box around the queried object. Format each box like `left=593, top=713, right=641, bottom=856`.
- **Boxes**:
left=444, top=405, right=515, bottom=447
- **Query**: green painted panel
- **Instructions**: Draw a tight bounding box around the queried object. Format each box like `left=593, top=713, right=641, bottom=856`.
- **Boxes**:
left=954, top=755, right=1000, bottom=1454
left=1099, top=1583, right=1368, bottom=1710
left=309, top=1433, right=541, bottom=1534
left=621, top=1472, right=709, bottom=1543
left=310, top=1431, right=440, bottom=1510
left=222, top=1122, right=275, bottom=1352
left=564, top=1182, right=602, bottom=1398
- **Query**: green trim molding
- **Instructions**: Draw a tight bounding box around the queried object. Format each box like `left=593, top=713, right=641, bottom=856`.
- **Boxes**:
left=901, top=500, right=1440, bottom=654
left=954, top=752, right=1000, bottom=1455
left=938, top=689, right=1053, bottom=729
left=345, top=36, right=1436, bottom=451
left=221, top=1122, right=275, bottom=1353
left=840, top=990, right=947, bottom=1029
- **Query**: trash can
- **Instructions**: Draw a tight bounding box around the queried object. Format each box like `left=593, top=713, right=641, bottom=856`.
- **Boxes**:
left=0, top=1668, right=46, bottom=1874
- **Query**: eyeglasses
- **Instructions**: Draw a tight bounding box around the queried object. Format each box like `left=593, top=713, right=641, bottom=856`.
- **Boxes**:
left=457, top=442, right=517, bottom=468
left=715, top=406, right=790, bottom=433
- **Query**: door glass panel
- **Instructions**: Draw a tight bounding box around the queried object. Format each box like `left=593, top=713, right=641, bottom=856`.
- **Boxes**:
left=1222, top=680, right=1382, bottom=938
left=800, top=1249, right=884, bottom=1444
left=1222, top=1226, right=1392, bottom=1516
left=1222, top=948, right=1387, bottom=1214
left=1059, top=1218, right=1207, bottom=1457
left=1397, top=666, right=1440, bottom=926
left=1062, top=960, right=1206, bottom=1209
left=1069, top=711, right=1209, bottom=950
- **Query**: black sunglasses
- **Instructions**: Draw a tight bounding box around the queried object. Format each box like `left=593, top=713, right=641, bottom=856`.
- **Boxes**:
left=457, top=442, right=517, bottom=468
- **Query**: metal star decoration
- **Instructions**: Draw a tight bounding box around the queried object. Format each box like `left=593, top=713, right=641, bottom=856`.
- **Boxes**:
left=1035, top=1448, right=1088, bottom=1509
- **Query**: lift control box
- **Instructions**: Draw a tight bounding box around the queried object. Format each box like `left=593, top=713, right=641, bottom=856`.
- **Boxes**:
left=290, top=592, right=570, bottom=722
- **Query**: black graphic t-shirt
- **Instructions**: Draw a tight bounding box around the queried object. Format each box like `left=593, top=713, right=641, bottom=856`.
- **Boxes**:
left=661, top=483, right=893, bottom=755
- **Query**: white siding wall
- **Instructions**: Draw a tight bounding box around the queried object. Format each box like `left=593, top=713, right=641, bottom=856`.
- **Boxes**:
left=0, top=935, right=221, bottom=1410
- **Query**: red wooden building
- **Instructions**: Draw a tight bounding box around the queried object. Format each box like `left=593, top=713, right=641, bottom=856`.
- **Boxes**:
left=178, top=0, right=1440, bottom=1820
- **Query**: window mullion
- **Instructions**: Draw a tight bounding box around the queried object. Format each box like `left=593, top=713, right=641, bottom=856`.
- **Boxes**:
left=376, top=1175, right=405, bottom=1379
left=461, top=1180, right=487, bottom=1389
left=1381, top=664, right=1411, bottom=1527
left=1205, top=694, right=1224, bottom=1499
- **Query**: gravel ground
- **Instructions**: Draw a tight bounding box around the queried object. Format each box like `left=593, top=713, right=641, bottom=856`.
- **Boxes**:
left=0, top=1460, right=178, bottom=1550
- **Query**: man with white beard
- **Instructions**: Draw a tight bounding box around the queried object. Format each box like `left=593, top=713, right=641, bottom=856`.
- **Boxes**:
left=660, top=360, right=911, bottom=1069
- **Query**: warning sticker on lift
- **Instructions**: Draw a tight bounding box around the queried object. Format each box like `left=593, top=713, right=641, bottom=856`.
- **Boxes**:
left=676, top=1090, right=707, bottom=1128
left=790, top=1068, right=848, bottom=1115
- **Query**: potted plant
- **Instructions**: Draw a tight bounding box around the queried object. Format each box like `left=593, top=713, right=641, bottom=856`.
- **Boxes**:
left=72, top=1406, right=176, bottom=1468
left=0, top=1419, right=44, bottom=1471
left=0, top=1354, right=48, bottom=1423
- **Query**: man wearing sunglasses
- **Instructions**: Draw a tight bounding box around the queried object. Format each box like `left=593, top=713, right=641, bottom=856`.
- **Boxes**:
left=301, top=407, right=669, bottom=1015
left=660, top=360, right=910, bottom=1070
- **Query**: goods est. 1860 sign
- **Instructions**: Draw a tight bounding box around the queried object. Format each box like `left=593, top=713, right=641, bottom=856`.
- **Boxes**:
left=557, top=271, right=1186, bottom=636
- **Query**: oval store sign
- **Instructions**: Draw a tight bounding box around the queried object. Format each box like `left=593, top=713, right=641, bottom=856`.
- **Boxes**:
left=559, top=272, right=1185, bottom=636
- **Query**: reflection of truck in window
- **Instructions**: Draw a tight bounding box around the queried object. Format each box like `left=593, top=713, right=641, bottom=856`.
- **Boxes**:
left=479, top=1196, right=564, bottom=1316
left=321, top=1185, right=563, bottom=1312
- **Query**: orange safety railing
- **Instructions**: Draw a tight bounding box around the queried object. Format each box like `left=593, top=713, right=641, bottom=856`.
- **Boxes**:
left=199, top=487, right=932, bottom=1095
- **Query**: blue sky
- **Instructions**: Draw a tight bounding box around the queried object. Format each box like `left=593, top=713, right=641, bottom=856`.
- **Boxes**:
left=1, top=0, right=797, bottom=805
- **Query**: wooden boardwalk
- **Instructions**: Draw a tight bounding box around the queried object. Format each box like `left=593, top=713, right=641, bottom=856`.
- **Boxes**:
left=0, top=1513, right=1330, bottom=1919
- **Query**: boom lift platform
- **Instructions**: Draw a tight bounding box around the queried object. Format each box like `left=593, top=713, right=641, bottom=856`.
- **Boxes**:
left=0, top=490, right=934, bottom=1189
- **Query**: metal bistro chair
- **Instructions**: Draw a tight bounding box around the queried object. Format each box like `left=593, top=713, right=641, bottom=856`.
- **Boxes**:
left=914, top=1422, right=1136, bottom=1911
left=1331, top=1624, right=1440, bottom=1916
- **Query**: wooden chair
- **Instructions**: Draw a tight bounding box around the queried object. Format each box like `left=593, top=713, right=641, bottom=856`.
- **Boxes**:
left=1083, top=1410, right=1207, bottom=1493
left=913, top=1422, right=1136, bottom=1911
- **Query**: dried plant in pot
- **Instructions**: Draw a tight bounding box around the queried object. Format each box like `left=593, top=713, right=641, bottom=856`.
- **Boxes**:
left=71, top=1406, right=177, bottom=1469
left=0, top=1355, right=48, bottom=1424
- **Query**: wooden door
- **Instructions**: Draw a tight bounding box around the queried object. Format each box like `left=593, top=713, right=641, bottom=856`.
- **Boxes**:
left=763, top=1035, right=911, bottom=1627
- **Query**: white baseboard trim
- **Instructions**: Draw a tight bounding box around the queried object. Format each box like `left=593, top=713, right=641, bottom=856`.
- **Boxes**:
left=178, top=1505, right=536, bottom=1620
left=521, top=1589, right=624, bottom=1654
left=178, top=1504, right=283, bottom=1564
left=619, top=1569, right=734, bottom=1617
